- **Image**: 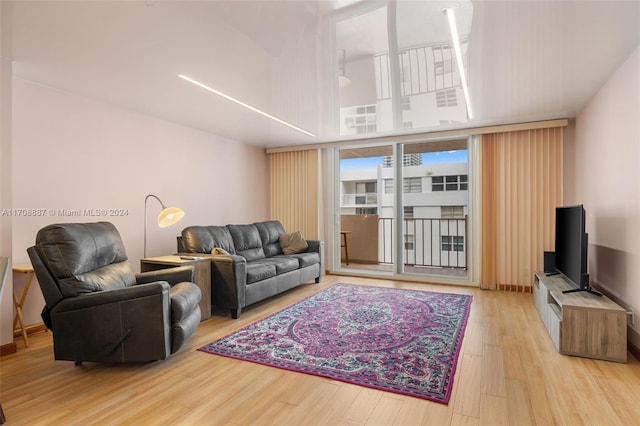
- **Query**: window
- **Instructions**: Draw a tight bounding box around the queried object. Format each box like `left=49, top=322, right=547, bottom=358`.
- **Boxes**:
left=384, top=179, right=394, bottom=194
left=355, top=181, right=377, bottom=204
left=441, top=206, right=465, bottom=219
left=356, top=207, right=377, bottom=215
left=460, top=175, right=468, bottom=190
left=446, top=175, right=459, bottom=191
left=432, top=176, right=444, bottom=192
left=432, top=175, right=468, bottom=191
left=441, top=236, right=464, bottom=252
left=341, top=104, right=377, bottom=135
left=403, top=177, right=422, bottom=193
left=436, top=88, right=458, bottom=108
left=404, top=234, right=414, bottom=250
left=404, top=206, right=414, bottom=218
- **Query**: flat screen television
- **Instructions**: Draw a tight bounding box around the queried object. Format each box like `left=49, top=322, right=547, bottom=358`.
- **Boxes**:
left=553, top=205, right=601, bottom=296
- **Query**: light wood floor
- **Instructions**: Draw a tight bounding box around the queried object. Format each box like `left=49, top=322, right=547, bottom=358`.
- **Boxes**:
left=1, top=274, right=639, bottom=425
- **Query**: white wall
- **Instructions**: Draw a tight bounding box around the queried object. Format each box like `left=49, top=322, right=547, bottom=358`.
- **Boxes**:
left=574, top=45, right=640, bottom=341
left=8, top=78, right=270, bottom=331
left=0, top=0, right=14, bottom=348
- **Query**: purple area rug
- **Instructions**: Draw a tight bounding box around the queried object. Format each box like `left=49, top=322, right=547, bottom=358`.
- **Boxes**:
left=199, top=283, right=472, bottom=403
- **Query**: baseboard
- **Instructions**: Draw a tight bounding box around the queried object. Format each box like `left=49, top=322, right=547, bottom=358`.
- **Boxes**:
left=13, top=323, right=47, bottom=338
left=0, top=342, right=17, bottom=356
left=498, top=283, right=533, bottom=293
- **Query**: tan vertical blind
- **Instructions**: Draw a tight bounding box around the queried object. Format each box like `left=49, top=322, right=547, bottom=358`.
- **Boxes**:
left=269, top=149, right=320, bottom=240
left=481, top=127, right=563, bottom=291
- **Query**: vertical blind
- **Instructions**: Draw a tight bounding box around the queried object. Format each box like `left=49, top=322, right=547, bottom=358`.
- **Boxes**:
left=269, top=149, right=320, bottom=240
left=481, top=127, right=564, bottom=291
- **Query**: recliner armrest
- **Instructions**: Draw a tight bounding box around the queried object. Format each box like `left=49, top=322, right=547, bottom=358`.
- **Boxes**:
left=136, top=265, right=195, bottom=285
left=51, top=281, right=171, bottom=313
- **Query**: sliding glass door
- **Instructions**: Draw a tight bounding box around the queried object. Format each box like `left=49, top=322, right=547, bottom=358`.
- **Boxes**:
left=338, top=145, right=394, bottom=274
left=397, top=139, right=469, bottom=280
left=335, top=138, right=470, bottom=282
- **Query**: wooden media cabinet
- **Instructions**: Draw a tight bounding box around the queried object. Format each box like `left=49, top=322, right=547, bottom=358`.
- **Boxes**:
left=533, top=271, right=627, bottom=363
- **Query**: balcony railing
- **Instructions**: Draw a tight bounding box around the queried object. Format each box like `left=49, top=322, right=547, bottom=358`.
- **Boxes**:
left=341, top=192, right=378, bottom=207
left=378, top=217, right=467, bottom=269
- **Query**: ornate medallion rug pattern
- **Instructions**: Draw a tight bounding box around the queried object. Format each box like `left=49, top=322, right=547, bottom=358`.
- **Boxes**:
left=199, top=283, right=472, bottom=403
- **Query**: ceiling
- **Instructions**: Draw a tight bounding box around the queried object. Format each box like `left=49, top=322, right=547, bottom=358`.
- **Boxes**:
left=7, top=0, right=640, bottom=149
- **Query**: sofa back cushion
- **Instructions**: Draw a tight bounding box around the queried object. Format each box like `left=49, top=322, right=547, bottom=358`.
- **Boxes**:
left=254, top=220, right=286, bottom=257
left=227, top=224, right=265, bottom=261
left=181, top=226, right=236, bottom=254
left=34, top=222, right=136, bottom=298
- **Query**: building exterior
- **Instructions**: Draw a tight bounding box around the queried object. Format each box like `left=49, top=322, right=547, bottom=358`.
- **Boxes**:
left=340, top=156, right=468, bottom=268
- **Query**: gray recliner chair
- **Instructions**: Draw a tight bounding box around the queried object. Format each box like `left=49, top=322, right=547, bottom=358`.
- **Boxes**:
left=27, top=221, right=201, bottom=364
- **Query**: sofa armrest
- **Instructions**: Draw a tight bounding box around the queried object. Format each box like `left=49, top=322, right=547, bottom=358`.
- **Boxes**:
left=136, top=266, right=195, bottom=285
left=210, top=255, right=247, bottom=316
left=305, top=239, right=324, bottom=275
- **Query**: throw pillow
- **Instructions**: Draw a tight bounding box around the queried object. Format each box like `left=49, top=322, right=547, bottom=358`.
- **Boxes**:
left=211, top=247, right=230, bottom=256
left=279, top=231, right=308, bottom=255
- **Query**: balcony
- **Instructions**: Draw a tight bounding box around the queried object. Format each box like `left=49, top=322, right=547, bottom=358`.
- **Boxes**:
left=341, top=215, right=467, bottom=278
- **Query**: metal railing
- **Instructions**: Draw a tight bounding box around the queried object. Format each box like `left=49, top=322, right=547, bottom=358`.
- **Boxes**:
left=378, top=216, right=468, bottom=269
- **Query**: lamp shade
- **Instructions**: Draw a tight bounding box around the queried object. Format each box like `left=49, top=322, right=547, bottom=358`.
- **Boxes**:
left=157, top=206, right=184, bottom=228
left=144, top=194, right=185, bottom=257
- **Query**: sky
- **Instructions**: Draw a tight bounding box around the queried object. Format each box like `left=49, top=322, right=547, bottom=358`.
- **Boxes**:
left=340, top=150, right=468, bottom=170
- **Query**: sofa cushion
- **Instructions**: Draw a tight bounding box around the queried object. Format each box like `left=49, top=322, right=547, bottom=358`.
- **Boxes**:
left=285, top=252, right=320, bottom=268
left=279, top=231, right=308, bottom=255
left=228, top=224, right=265, bottom=261
left=255, top=220, right=286, bottom=257
left=252, top=257, right=299, bottom=275
left=182, top=226, right=235, bottom=254
left=246, top=263, right=276, bottom=284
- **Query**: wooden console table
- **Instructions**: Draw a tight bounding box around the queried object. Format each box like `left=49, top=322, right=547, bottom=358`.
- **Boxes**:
left=140, top=256, right=211, bottom=320
left=533, top=271, right=627, bottom=363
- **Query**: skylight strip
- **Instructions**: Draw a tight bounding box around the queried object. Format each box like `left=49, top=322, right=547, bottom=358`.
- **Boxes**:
left=444, top=7, right=473, bottom=119
left=178, top=74, right=315, bottom=138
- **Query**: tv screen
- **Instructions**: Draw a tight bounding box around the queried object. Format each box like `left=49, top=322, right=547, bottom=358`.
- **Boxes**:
left=555, top=205, right=586, bottom=288
left=554, top=205, right=600, bottom=296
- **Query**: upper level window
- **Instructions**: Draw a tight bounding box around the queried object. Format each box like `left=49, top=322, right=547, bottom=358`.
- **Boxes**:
left=432, top=175, right=467, bottom=191
left=384, top=178, right=393, bottom=193
left=441, top=206, right=464, bottom=219
left=442, top=235, right=464, bottom=252
left=403, top=177, right=422, bottom=193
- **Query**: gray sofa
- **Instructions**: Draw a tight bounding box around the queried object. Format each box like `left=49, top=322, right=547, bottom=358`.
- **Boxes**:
left=180, top=220, right=323, bottom=318
left=178, top=220, right=324, bottom=318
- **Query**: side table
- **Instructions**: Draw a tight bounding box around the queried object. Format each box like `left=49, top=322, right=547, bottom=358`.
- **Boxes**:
left=140, top=255, right=211, bottom=320
left=12, top=263, right=35, bottom=347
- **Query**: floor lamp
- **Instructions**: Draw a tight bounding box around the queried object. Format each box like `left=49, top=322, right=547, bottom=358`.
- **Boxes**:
left=144, top=194, right=185, bottom=257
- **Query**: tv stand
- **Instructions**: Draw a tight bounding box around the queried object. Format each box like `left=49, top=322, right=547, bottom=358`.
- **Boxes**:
left=533, top=271, right=627, bottom=363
